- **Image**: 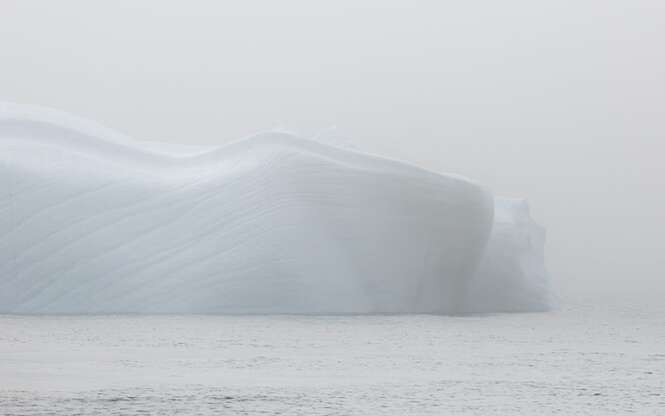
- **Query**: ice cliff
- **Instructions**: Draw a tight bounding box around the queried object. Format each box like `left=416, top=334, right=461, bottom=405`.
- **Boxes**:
left=0, top=103, right=551, bottom=313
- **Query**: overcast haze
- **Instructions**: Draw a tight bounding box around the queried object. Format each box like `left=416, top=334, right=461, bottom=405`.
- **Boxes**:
left=2, top=0, right=664, bottom=303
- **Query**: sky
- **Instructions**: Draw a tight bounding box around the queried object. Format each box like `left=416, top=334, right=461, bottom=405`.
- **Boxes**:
left=2, top=0, right=664, bottom=303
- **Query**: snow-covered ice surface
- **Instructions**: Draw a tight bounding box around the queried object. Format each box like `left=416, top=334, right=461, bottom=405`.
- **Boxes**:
left=1, top=303, right=664, bottom=415
left=0, top=103, right=551, bottom=314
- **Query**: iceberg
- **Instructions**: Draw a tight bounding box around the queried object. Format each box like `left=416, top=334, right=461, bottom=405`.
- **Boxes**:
left=0, top=103, right=551, bottom=314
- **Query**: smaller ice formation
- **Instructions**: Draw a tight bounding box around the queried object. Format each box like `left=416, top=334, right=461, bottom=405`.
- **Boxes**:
left=465, top=198, right=551, bottom=313
left=0, top=103, right=552, bottom=314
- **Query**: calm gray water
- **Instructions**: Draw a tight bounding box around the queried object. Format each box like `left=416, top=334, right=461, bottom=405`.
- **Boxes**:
left=1, top=303, right=664, bottom=415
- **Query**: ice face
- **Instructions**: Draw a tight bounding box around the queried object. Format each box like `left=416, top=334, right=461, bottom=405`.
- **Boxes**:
left=0, top=103, right=551, bottom=314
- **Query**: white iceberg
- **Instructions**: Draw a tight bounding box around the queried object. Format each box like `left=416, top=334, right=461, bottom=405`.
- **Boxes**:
left=0, top=103, right=551, bottom=314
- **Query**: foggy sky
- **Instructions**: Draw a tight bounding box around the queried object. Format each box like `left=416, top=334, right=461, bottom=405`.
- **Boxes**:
left=2, top=0, right=664, bottom=303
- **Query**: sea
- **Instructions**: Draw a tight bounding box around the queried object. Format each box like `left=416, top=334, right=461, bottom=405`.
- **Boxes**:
left=1, top=301, right=663, bottom=415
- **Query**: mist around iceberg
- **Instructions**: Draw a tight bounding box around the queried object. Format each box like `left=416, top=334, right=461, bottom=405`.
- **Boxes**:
left=0, top=103, right=551, bottom=314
